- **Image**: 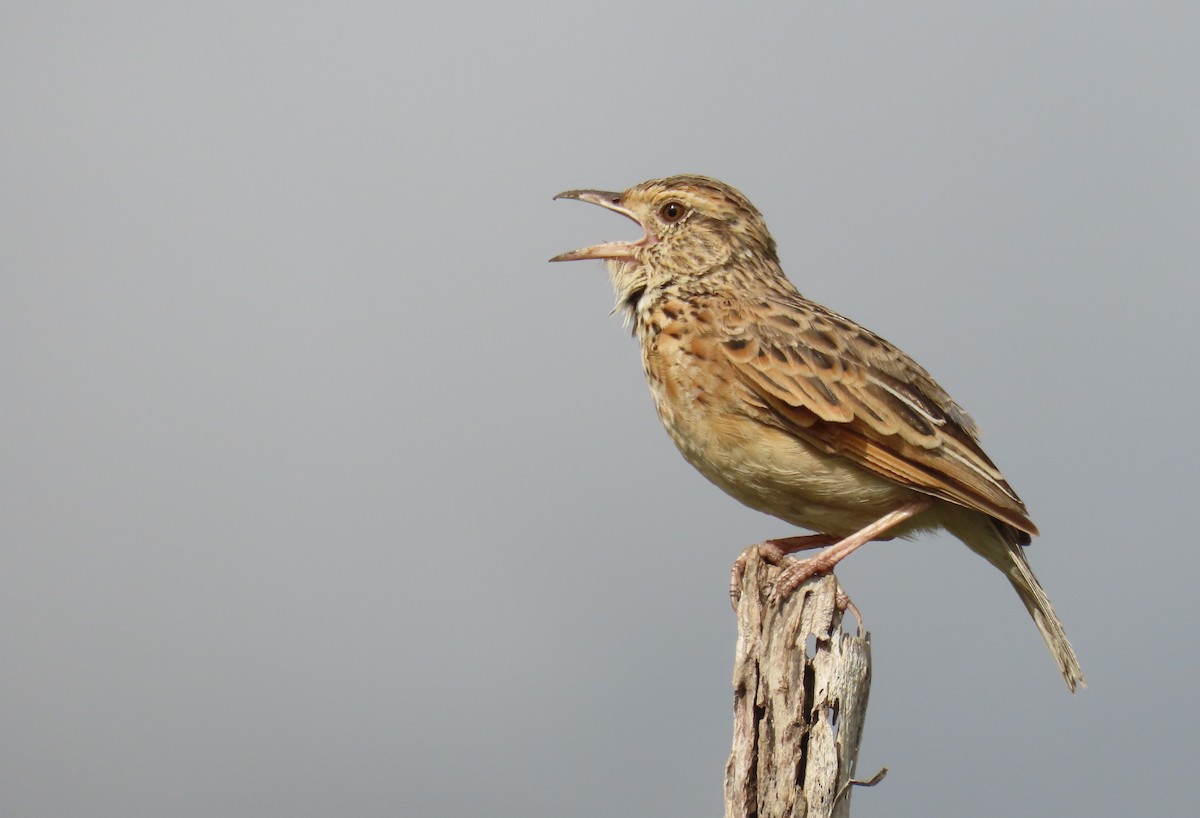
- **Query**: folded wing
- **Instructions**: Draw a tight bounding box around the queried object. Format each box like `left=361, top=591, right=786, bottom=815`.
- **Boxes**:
left=718, top=296, right=1037, bottom=541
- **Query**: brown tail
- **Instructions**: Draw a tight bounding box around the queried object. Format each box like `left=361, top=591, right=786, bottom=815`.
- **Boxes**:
left=946, top=509, right=1085, bottom=692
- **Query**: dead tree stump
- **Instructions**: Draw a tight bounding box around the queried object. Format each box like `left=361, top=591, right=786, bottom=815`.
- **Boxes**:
left=724, top=547, right=876, bottom=818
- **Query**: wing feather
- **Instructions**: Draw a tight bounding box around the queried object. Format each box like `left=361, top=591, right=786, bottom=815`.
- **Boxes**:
left=718, top=296, right=1038, bottom=538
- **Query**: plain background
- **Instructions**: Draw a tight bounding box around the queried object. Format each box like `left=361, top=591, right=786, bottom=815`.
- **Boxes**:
left=3, top=3, right=1198, bottom=816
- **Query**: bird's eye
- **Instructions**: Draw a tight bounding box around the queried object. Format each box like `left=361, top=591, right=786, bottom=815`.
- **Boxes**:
left=659, top=201, right=687, bottom=223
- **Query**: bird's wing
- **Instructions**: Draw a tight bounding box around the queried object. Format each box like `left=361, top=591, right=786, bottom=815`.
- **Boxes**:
left=717, top=296, right=1037, bottom=539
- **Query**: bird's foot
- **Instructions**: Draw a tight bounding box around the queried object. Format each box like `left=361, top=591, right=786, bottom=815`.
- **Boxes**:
left=730, top=499, right=932, bottom=608
left=833, top=589, right=863, bottom=629
left=729, top=534, right=839, bottom=609
left=770, top=499, right=934, bottom=602
left=772, top=551, right=842, bottom=600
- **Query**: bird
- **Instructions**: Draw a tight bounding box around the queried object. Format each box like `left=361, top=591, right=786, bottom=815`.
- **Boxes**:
left=550, top=174, right=1084, bottom=692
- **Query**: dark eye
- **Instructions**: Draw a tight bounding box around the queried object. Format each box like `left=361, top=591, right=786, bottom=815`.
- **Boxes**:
left=659, top=201, right=687, bottom=223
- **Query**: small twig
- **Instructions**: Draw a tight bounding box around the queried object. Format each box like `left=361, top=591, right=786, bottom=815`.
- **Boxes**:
left=833, top=766, right=888, bottom=807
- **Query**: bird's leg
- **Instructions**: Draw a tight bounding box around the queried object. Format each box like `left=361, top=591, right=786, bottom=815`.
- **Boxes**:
left=761, top=534, right=844, bottom=561
left=772, top=498, right=933, bottom=600
left=730, top=534, right=839, bottom=609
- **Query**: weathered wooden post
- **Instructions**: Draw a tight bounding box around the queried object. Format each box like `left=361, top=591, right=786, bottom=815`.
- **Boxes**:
left=725, top=547, right=879, bottom=818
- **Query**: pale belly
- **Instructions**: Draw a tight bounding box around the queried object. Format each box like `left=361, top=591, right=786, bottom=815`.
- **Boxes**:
left=673, top=410, right=920, bottom=535
left=644, top=349, right=923, bottom=537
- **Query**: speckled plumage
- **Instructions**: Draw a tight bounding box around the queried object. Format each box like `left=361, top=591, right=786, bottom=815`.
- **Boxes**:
left=552, top=175, right=1083, bottom=691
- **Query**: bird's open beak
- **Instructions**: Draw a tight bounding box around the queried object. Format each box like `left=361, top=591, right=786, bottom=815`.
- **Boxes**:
left=549, top=189, right=654, bottom=263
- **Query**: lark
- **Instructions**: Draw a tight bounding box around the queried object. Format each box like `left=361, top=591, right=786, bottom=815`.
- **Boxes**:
left=551, top=175, right=1083, bottom=691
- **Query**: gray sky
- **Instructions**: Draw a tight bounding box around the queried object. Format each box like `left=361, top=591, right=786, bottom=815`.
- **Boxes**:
left=2, top=3, right=1197, bottom=817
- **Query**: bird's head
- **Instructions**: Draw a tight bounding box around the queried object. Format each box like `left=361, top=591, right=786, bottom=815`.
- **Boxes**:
left=550, top=175, right=779, bottom=296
